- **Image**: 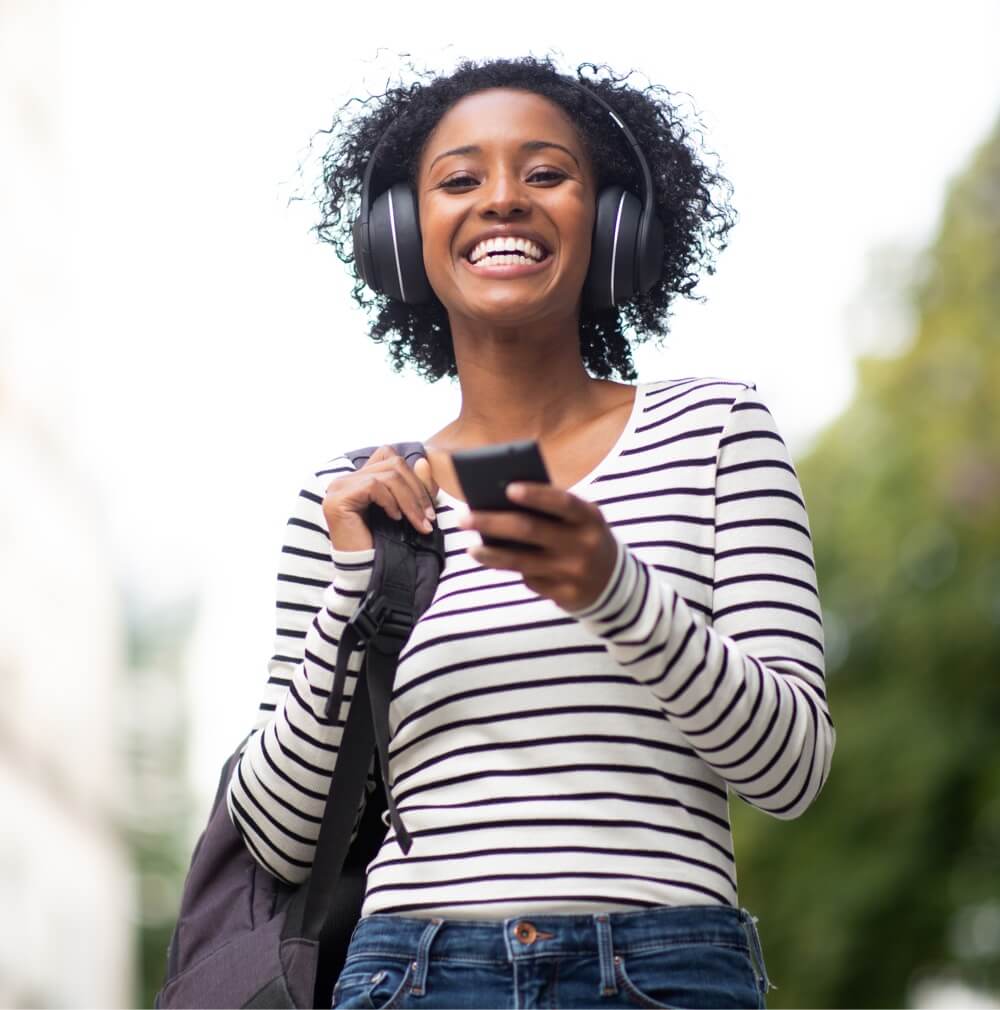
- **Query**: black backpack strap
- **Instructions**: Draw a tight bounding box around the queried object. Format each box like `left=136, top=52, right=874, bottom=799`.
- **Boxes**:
left=323, top=519, right=424, bottom=855
left=362, top=530, right=419, bottom=854
left=289, top=444, right=443, bottom=927
left=324, top=441, right=430, bottom=720
left=285, top=665, right=378, bottom=942
left=324, top=443, right=445, bottom=853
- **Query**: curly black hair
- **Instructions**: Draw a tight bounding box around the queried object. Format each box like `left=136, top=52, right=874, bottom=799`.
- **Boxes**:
left=312, top=54, right=737, bottom=383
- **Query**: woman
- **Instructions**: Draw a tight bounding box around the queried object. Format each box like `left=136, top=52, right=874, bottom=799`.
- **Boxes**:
left=227, top=56, right=835, bottom=1009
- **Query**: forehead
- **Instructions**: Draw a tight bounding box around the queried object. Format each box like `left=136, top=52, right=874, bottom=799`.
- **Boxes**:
left=419, top=88, right=584, bottom=168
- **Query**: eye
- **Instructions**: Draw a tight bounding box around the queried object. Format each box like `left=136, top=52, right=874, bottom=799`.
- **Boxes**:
left=528, top=169, right=565, bottom=184
left=439, top=174, right=478, bottom=190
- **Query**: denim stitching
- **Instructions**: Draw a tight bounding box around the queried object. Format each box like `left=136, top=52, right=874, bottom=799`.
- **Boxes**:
left=344, top=951, right=416, bottom=963
left=594, top=914, right=618, bottom=996
left=738, top=911, right=772, bottom=1002
left=411, top=918, right=444, bottom=996
left=617, top=939, right=750, bottom=956
left=613, top=957, right=675, bottom=1010
left=379, top=960, right=414, bottom=1010
left=346, top=941, right=748, bottom=960
left=346, top=950, right=506, bottom=966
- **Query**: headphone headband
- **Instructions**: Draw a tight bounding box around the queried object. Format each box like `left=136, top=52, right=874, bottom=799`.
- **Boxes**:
left=563, top=78, right=657, bottom=225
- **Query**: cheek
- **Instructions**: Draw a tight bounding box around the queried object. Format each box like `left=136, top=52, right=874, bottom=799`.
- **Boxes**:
left=569, top=192, right=597, bottom=242
left=544, top=185, right=595, bottom=252
left=562, top=198, right=596, bottom=275
left=418, top=199, right=461, bottom=280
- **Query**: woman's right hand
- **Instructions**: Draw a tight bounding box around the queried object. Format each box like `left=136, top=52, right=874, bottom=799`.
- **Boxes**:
left=322, top=446, right=439, bottom=552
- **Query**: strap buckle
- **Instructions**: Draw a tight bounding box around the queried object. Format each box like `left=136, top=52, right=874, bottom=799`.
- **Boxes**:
left=347, top=590, right=414, bottom=647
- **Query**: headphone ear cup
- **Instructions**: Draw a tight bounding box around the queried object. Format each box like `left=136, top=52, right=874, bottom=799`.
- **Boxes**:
left=352, top=214, right=375, bottom=289
left=636, top=209, right=665, bottom=295
left=584, top=185, right=642, bottom=309
left=367, top=183, right=432, bottom=304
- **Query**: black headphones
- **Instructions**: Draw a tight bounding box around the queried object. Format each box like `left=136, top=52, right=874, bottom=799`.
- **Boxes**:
left=351, top=78, right=665, bottom=310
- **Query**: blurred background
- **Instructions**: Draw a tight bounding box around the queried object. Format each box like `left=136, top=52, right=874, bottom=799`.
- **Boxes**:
left=2, top=1, right=999, bottom=1006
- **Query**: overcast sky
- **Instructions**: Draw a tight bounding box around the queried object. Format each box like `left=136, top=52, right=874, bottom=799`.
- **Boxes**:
left=36, top=0, right=1000, bottom=801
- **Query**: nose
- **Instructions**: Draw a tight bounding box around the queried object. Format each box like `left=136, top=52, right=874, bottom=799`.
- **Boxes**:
left=478, top=168, right=529, bottom=219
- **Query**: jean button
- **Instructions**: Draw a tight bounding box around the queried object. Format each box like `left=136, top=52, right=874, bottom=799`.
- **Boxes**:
left=514, top=921, right=538, bottom=944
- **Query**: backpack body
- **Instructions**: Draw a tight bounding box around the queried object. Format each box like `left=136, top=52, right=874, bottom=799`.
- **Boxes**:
left=155, top=443, right=445, bottom=1009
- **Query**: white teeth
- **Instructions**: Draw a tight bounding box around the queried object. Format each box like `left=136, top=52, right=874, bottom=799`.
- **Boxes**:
left=469, top=253, right=536, bottom=267
left=467, top=236, right=546, bottom=264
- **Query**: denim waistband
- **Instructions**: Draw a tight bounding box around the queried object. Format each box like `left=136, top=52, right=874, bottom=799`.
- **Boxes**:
left=347, top=904, right=759, bottom=963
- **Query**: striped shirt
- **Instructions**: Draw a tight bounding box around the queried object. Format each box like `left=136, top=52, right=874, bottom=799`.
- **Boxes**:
left=227, top=376, right=835, bottom=918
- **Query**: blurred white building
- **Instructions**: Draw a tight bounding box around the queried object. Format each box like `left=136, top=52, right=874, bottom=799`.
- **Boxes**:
left=0, top=401, right=134, bottom=1008
left=1, top=2, right=134, bottom=1005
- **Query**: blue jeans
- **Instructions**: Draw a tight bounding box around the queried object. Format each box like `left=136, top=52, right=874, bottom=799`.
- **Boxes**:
left=330, top=905, right=771, bottom=1009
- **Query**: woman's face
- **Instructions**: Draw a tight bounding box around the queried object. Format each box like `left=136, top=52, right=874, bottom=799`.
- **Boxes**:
left=415, top=88, right=596, bottom=328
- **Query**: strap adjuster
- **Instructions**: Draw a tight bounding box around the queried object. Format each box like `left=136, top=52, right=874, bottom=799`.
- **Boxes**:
left=326, top=591, right=413, bottom=722
left=347, top=590, right=414, bottom=645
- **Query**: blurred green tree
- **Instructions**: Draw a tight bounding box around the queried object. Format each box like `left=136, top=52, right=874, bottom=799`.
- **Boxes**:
left=731, top=110, right=1000, bottom=1007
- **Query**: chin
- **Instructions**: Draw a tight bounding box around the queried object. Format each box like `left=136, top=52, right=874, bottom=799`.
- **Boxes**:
left=467, top=300, right=559, bottom=328
left=458, top=284, right=579, bottom=326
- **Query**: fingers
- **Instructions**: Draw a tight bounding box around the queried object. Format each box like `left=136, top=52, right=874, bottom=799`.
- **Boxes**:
left=457, top=507, right=566, bottom=552
left=457, top=482, right=595, bottom=545
left=505, top=482, right=591, bottom=523
left=366, top=478, right=405, bottom=522
left=459, top=482, right=618, bottom=612
left=458, top=485, right=604, bottom=574
left=324, top=445, right=439, bottom=543
left=389, top=452, right=437, bottom=524
left=364, top=447, right=437, bottom=533
left=413, top=456, right=439, bottom=501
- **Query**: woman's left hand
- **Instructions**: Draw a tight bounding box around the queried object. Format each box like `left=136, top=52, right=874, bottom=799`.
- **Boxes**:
left=456, top=482, right=619, bottom=612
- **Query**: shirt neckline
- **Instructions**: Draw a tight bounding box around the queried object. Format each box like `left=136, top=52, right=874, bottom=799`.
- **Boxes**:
left=433, top=381, right=647, bottom=507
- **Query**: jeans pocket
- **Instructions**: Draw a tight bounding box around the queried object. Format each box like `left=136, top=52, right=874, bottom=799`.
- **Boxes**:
left=614, top=942, right=760, bottom=1010
left=614, top=954, right=679, bottom=1010
left=331, top=957, right=414, bottom=1009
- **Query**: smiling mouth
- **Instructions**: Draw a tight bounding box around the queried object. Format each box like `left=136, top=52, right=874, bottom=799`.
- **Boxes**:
left=465, top=236, right=551, bottom=269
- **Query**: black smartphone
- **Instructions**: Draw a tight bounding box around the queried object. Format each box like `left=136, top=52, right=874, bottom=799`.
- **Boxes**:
left=450, top=440, right=553, bottom=552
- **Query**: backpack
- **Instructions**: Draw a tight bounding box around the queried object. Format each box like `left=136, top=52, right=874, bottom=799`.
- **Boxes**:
left=155, top=443, right=447, bottom=1009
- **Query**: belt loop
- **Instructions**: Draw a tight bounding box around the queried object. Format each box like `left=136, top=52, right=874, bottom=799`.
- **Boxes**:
left=592, top=913, right=618, bottom=997
left=740, top=909, right=773, bottom=998
left=410, top=917, right=445, bottom=996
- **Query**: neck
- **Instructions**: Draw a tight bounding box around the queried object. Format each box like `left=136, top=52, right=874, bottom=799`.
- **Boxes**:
left=446, top=312, right=603, bottom=444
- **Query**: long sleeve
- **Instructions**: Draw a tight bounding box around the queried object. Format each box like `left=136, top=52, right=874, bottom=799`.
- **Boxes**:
left=226, top=459, right=378, bottom=885
left=565, top=384, right=835, bottom=819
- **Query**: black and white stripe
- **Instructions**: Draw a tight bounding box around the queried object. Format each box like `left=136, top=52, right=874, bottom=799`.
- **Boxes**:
left=227, top=376, right=835, bottom=916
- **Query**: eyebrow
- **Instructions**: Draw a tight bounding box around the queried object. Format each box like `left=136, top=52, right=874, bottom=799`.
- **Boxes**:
left=428, top=140, right=581, bottom=171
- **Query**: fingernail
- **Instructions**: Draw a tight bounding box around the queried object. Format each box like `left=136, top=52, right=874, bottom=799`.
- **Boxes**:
left=507, top=483, right=524, bottom=499
left=425, top=506, right=436, bottom=521
left=422, top=518, right=433, bottom=532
